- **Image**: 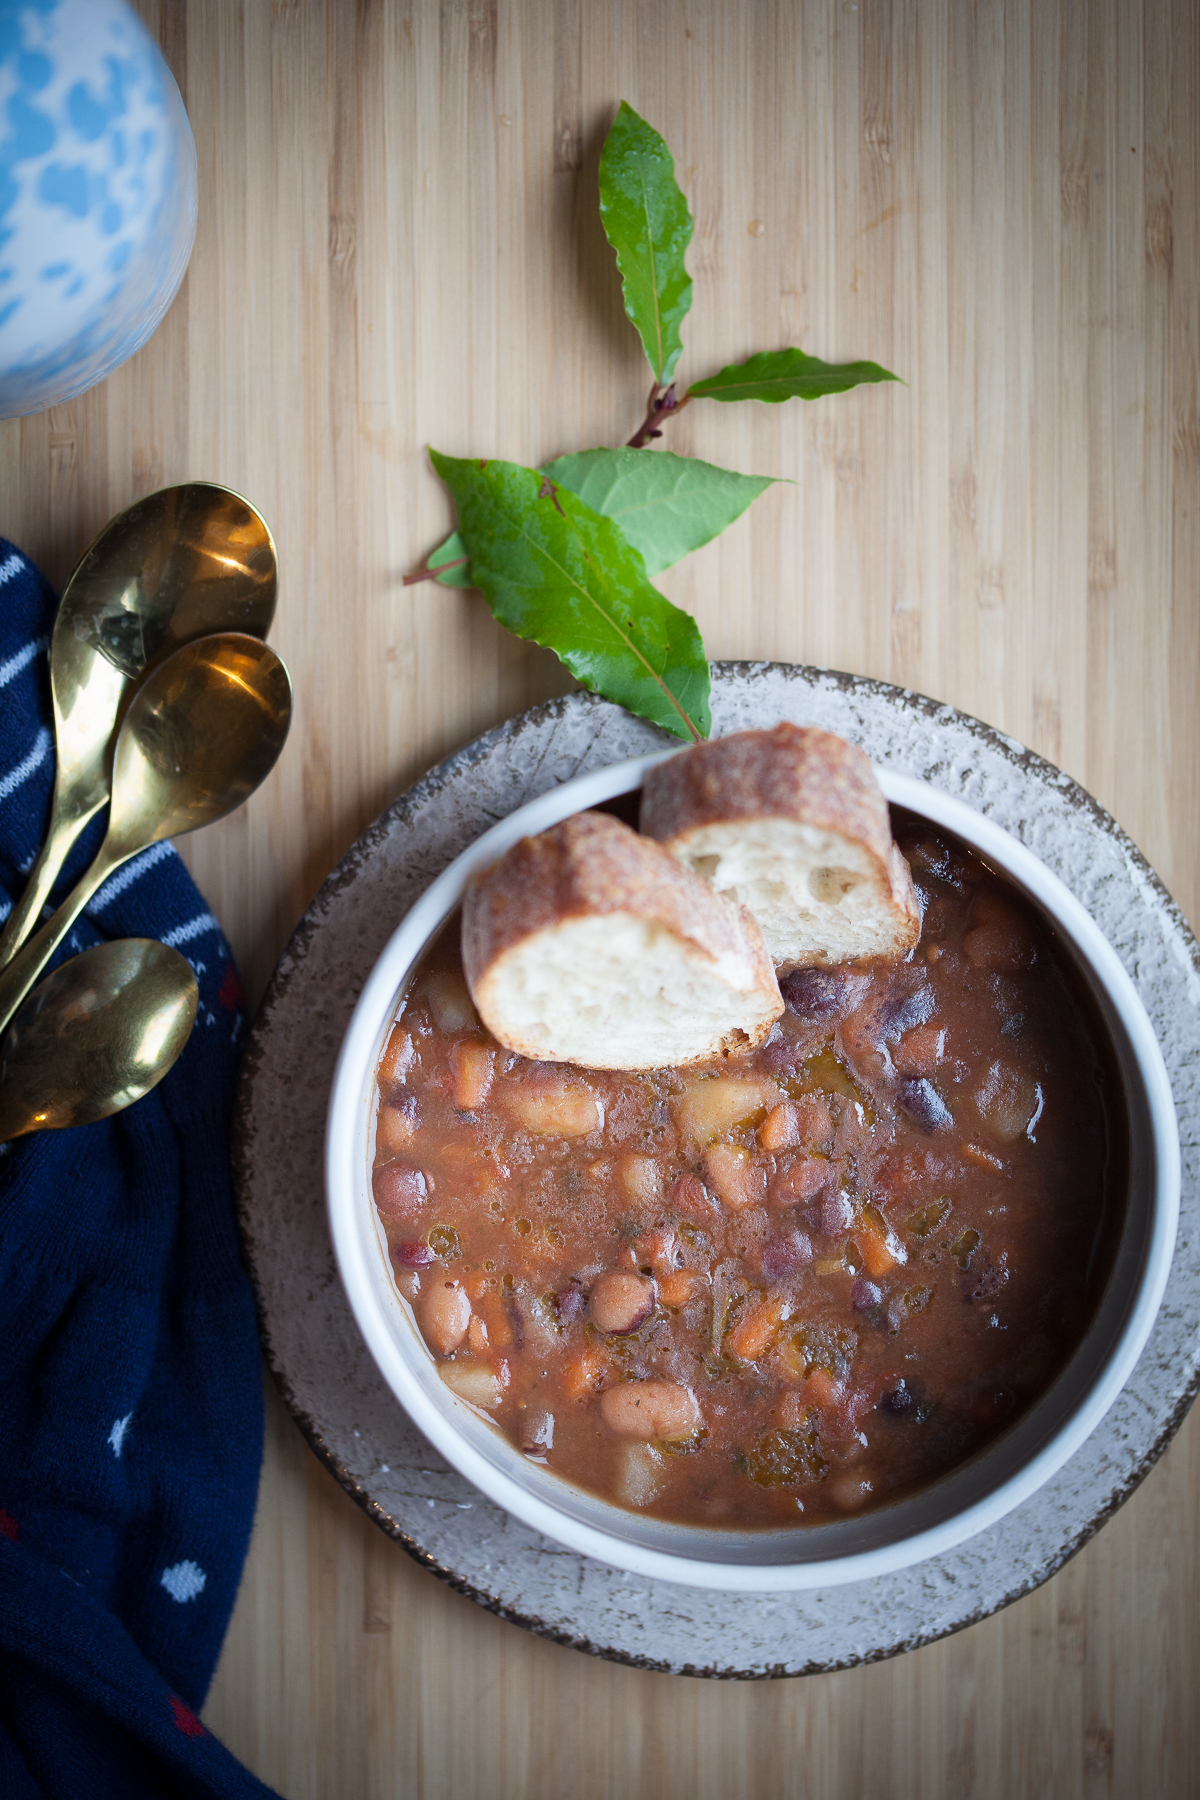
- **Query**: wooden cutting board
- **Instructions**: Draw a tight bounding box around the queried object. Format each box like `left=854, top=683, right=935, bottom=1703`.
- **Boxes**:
left=1, top=2, right=1197, bottom=1794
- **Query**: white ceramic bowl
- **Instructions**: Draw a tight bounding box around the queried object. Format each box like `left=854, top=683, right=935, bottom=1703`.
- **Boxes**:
left=326, top=754, right=1180, bottom=1592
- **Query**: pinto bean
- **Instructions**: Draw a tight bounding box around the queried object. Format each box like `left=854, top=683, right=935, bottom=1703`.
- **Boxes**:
left=376, top=1094, right=419, bottom=1156
left=703, top=1143, right=767, bottom=1210
left=372, top=1160, right=428, bottom=1219
left=600, top=1380, right=702, bottom=1442
left=419, top=1279, right=471, bottom=1355
left=761, top=1102, right=800, bottom=1153
left=589, top=1270, right=656, bottom=1335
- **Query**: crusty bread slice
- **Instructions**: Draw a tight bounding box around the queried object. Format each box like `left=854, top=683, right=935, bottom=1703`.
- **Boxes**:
left=639, top=723, right=920, bottom=970
left=462, top=811, right=783, bottom=1070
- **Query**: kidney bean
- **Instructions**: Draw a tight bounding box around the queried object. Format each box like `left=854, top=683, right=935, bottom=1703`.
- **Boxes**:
left=808, top=1190, right=855, bottom=1236
left=554, top=1283, right=585, bottom=1324
left=589, top=1270, right=656, bottom=1335
left=896, top=1077, right=954, bottom=1133
left=771, top=1156, right=831, bottom=1208
left=880, top=1380, right=914, bottom=1416
left=392, top=1239, right=435, bottom=1270
left=600, top=1380, right=702, bottom=1442
left=372, top=1160, right=428, bottom=1218
left=780, top=968, right=849, bottom=1021
left=419, top=1279, right=471, bottom=1355
left=761, top=1230, right=814, bottom=1282
left=851, top=1276, right=883, bottom=1312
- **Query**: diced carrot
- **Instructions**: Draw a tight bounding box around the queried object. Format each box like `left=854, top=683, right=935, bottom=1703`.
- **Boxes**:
left=855, top=1226, right=897, bottom=1279
left=477, top=1293, right=514, bottom=1349
left=726, top=1295, right=784, bottom=1363
left=659, top=1269, right=704, bottom=1310
left=378, top=1025, right=414, bottom=1087
left=451, top=1039, right=495, bottom=1111
left=562, top=1343, right=609, bottom=1398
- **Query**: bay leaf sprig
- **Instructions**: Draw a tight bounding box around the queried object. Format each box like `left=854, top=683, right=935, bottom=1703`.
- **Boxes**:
left=430, top=451, right=711, bottom=743
left=413, top=102, right=900, bottom=740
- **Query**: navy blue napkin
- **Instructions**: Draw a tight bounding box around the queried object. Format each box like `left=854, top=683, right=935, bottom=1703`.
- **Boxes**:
left=0, top=541, right=281, bottom=1798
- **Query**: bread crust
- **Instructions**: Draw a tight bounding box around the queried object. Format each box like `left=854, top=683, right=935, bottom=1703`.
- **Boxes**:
left=462, top=810, right=783, bottom=1065
left=639, top=723, right=920, bottom=961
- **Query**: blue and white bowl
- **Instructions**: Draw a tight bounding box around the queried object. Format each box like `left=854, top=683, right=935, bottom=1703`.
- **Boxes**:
left=0, top=0, right=196, bottom=418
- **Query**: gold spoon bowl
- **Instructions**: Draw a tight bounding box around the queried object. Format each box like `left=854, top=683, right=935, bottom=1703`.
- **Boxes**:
left=0, top=631, right=292, bottom=1040
left=0, top=483, right=277, bottom=969
left=0, top=940, right=199, bottom=1141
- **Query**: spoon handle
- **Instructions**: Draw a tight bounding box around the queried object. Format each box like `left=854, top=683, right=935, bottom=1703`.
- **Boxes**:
left=0, top=839, right=132, bottom=1040
left=0, top=777, right=107, bottom=970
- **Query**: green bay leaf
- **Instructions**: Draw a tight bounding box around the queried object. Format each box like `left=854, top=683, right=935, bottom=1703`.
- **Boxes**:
left=432, top=447, right=775, bottom=585
left=541, top=448, right=778, bottom=576
left=598, top=102, right=694, bottom=384
left=688, top=347, right=901, bottom=404
left=429, top=449, right=711, bottom=743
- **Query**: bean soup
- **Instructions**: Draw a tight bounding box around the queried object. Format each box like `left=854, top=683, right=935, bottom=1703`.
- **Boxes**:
left=369, top=812, right=1124, bottom=1527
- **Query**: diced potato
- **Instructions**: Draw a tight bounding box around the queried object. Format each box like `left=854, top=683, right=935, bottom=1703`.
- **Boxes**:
left=424, top=970, right=479, bottom=1033
left=703, top=1143, right=767, bottom=1210
left=451, top=1039, right=495, bottom=1111
left=467, top=1314, right=490, bottom=1354
left=440, top=1359, right=509, bottom=1409
left=618, top=1153, right=663, bottom=1205
left=613, top=1442, right=663, bottom=1508
left=972, top=1059, right=1044, bottom=1141
left=672, top=1076, right=779, bottom=1153
left=726, top=1295, right=784, bottom=1363
left=503, top=1076, right=603, bottom=1138
left=761, top=1102, right=800, bottom=1153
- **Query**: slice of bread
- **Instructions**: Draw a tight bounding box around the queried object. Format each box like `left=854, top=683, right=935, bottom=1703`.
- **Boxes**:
left=462, top=810, right=783, bottom=1070
left=639, top=723, right=920, bottom=970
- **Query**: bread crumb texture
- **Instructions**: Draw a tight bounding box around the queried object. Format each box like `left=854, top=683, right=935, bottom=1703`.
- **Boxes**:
left=462, top=811, right=782, bottom=1069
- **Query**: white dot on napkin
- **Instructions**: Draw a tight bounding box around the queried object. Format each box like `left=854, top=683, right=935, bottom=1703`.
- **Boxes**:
left=108, top=1413, right=133, bottom=1458
left=161, top=1560, right=207, bottom=1603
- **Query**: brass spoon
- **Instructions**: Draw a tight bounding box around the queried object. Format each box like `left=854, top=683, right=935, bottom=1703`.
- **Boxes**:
left=0, top=632, right=292, bottom=1040
left=0, top=941, right=198, bottom=1141
left=0, top=482, right=277, bottom=969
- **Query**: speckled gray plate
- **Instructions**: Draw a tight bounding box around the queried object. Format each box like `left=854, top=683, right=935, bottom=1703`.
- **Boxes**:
left=232, top=664, right=1200, bottom=1677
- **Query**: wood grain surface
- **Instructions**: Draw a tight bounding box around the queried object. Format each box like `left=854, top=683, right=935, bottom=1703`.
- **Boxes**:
left=2, top=1, right=1198, bottom=1794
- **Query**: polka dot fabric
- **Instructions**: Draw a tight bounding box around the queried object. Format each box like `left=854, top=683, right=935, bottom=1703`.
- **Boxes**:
left=0, top=542, right=280, bottom=1797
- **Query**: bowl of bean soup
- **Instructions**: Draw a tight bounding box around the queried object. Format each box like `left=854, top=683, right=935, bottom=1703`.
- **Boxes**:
left=326, top=750, right=1178, bottom=1591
